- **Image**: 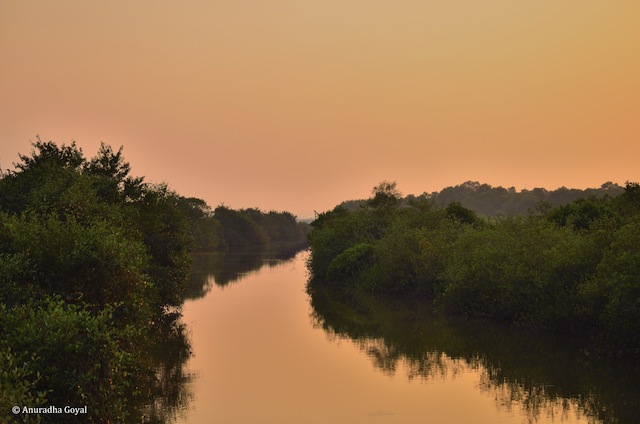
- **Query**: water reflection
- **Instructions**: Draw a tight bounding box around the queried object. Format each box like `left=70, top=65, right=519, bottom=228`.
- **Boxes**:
left=142, top=312, right=194, bottom=423
left=308, top=285, right=640, bottom=424
left=144, top=245, right=305, bottom=423
left=187, top=244, right=304, bottom=298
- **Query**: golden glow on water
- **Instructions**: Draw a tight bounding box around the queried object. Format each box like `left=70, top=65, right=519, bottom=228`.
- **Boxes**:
left=178, top=252, right=591, bottom=424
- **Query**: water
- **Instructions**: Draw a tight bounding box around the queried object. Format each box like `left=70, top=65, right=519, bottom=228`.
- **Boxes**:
left=165, top=249, right=638, bottom=424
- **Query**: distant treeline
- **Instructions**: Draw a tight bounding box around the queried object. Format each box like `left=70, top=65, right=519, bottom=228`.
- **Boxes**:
left=339, top=180, right=624, bottom=216
left=0, top=139, right=307, bottom=422
left=308, top=180, right=640, bottom=354
left=186, top=200, right=309, bottom=252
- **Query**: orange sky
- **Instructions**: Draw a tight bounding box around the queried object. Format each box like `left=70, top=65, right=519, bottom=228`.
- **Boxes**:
left=1, top=1, right=639, bottom=218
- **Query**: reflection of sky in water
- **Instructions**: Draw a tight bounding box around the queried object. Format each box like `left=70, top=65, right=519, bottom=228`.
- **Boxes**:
left=358, top=343, right=590, bottom=424
left=313, top=289, right=630, bottom=424
left=175, top=251, right=627, bottom=424
left=314, top=323, right=596, bottom=424
left=186, top=247, right=302, bottom=299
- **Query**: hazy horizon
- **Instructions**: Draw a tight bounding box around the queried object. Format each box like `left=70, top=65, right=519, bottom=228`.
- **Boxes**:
left=2, top=1, right=639, bottom=218
left=0, top=139, right=624, bottom=219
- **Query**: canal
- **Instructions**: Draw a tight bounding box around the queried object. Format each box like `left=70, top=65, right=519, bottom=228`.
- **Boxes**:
left=166, top=249, right=638, bottom=423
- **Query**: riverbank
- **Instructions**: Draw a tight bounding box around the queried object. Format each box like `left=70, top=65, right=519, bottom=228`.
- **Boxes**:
left=0, top=140, right=308, bottom=423
left=307, top=181, right=640, bottom=354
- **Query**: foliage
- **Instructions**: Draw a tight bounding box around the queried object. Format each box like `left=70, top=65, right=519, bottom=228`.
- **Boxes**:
left=0, top=346, right=48, bottom=424
left=176, top=197, right=224, bottom=251
left=438, top=216, right=599, bottom=328
left=130, top=183, right=193, bottom=307
left=547, top=196, right=619, bottom=231
left=0, top=139, right=191, bottom=309
left=307, top=205, right=380, bottom=279
left=580, top=220, right=640, bottom=349
left=1, top=212, right=150, bottom=313
left=212, top=206, right=308, bottom=250
left=365, top=222, right=452, bottom=297
left=326, top=243, right=376, bottom=284
left=0, top=138, right=310, bottom=419
left=308, top=191, right=457, bottom=296
left=367, top=180, right=402, bottom=210
left=308, top=180, right=640, bottom=353
left=445, top=201, right=479, bottom=226
left=424, top=180, right=624, bottom=216
left=213, top=206, right=269, bottom=248
left=0, top=299, right=146, bottom=423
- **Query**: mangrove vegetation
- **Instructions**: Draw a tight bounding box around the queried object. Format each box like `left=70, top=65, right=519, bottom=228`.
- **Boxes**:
left=307, top=180, right=640, bottom=354
left=0, top=139, right=308, bottom=423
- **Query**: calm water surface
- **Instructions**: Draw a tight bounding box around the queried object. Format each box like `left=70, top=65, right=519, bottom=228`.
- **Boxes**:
left=167, top=250, right=637, bottom=424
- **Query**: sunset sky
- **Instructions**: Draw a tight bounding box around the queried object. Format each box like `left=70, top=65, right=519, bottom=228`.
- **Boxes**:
left=1, top=1, right=639, bottom=218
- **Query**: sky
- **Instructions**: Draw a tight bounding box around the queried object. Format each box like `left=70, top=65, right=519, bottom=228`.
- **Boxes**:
left=1, top=1, right=639, bottom=219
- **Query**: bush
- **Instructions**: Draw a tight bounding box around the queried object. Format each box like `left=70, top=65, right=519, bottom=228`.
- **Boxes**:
left=308, top=206, right=379, bottom=279
left=580, top=221, right=640, bottom=348
left=438, top=216, right=596, bottom=327
left=0, top=346, right=48, bottom=424
left=308, top=181, right=640, bottom=351
left=2, top=212, right=151, bottom=316
left=0, top=298, right=147, bottom=423
left=326, top=243, right=376, bottom=284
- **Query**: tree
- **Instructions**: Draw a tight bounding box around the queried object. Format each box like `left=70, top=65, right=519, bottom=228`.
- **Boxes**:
left=0, top=139, right=86, bottom=215
left=85, top=143, right=135, bottom=203
left=445, top=201, right=479, bottom=226
left=213, top=206, right=268, bottom=248
left=131, top=183, right=193, bottom=306
left=367, top=181, right=402, bottom=210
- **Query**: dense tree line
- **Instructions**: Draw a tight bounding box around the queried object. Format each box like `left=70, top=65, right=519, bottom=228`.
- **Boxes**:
left=424, top=180, right=624, bottom=216
left=307, top=181, right=640, bottom=354
left=338, top=180, right=624, bottom=216
left=208, top=205, right=308, bottom=251
left=0, top=139, right=307, bottom=422
left=174, top=196, right=308, bottom=253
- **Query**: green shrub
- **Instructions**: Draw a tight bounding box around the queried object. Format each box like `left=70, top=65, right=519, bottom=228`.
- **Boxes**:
left=326, top=243, right=376, bottom=284
left=0, top=298, right=147, bottom=423
left=308, top=206, right=379, bottom=279
left=580, top=221, right=640, bottom=348
left=4, top=213, right=151, bottom=316
left=0, top=346, right=48, bottom=424
left=438, top=217, right=595, bottom=327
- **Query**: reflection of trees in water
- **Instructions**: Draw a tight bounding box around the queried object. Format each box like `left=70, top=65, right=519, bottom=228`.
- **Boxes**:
left=309, top=284, right=638, bottom=424
left=152, top=245, right=305, bottom=421
left=360, top=339, right=466, bottom=381
left=142, top=311, right=194, bottom=423
left=187, top=245, right=306, bottom=299
left=479, top=373, right=593, bottom=424
left=363, top=338, right=595, bottom=423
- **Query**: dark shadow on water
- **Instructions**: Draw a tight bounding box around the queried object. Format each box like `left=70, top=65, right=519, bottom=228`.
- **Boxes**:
left=186, top=244, right=306, bottom=299
left=140, top=311, right=194, bottom=423
left=308, top=283, right=640, bottom=424
left=142, top=244, right=305, bottom=421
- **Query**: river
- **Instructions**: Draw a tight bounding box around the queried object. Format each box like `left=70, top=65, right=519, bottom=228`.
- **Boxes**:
left=160, top=249, right=638, bottom=423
